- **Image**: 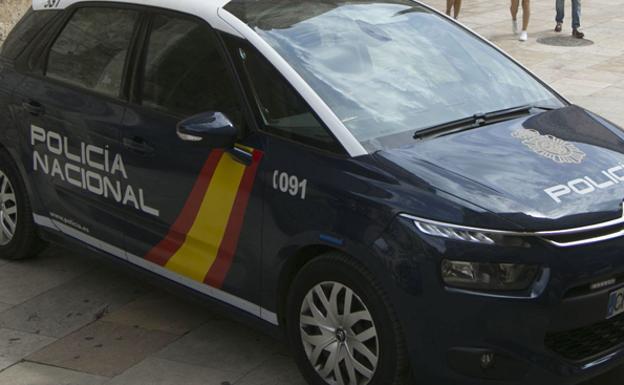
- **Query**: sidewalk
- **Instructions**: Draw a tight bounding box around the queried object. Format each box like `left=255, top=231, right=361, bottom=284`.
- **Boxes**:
left=427, top=0, right=624, bottom=127
left=0, top=1, right=623, bottom=384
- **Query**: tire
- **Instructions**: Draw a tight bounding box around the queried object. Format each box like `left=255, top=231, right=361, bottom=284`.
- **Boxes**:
left=0, top=150, right=45, bottom=260
left=286, top=251, right=409, bottom=385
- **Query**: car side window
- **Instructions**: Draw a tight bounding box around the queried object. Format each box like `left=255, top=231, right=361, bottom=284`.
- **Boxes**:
left=234, top=44, right=342, bottom=153
left=140, top=14, right=242, bottom=124
left=45, top=7, right=139, bottom=98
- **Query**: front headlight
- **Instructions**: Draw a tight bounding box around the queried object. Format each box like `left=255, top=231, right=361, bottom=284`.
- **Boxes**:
left=441, top=260, right=540, bottom=291
left=401, top=214, right=530, bottom=247
left=414, top=220, right=496, bottom=245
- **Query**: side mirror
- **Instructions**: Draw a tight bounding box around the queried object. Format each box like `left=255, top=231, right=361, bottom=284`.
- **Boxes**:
left=176, top=111, right=237, bottom=148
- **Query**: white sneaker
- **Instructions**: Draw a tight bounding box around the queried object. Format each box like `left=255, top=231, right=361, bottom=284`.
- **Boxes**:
left=519, top=31, right=528, bottom=42
left=512, top=20, right=519, bottom=35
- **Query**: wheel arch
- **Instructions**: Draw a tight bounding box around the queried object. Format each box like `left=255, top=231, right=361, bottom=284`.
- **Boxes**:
left=275, top=243, right=336, bottom=327
left=0, top=140, right=43, bottom=216
left=274, top=239, right=387, bottom=328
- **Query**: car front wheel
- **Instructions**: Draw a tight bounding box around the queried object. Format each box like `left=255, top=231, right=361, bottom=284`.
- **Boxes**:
left=287, top=251, right=409, bottom=385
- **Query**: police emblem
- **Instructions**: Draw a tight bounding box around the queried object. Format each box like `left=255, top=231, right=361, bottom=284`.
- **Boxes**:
left=512, top=128, right=586, bottom=164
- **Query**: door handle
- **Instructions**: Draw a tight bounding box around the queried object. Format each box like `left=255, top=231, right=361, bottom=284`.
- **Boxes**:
left=122, top=137, right=154, bottom=155
left=22, top=100, right=45, bottom=116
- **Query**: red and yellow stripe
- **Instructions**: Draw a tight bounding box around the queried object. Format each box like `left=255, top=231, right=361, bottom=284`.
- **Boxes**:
left=145, top=148, right=263, bottom=288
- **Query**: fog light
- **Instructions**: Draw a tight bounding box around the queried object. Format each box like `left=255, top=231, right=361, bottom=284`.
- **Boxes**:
left=441, top=260, right=540, bottom=291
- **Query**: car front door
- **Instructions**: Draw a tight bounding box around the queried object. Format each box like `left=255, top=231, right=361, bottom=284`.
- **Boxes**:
left=220, top=38, right=351, bottom=318
left=15, top=5, right=141, bottom=251
left=120, top=11, right=266, bottom=308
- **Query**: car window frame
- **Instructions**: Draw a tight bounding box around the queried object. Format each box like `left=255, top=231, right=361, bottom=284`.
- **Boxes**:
left=128, top=8, right=249, bottom=128
left=38, top=2, right=145, bottom=103
left=222, top=36, right=347, bottom=157
left=0, top=8, right=62, bottom=63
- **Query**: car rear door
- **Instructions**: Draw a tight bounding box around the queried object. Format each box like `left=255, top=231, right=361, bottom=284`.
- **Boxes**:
left=14, top=5, right=142, bottom=253
left=119, top=10, right=266, bottom=310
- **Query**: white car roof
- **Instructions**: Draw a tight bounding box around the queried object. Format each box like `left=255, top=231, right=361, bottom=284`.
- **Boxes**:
left=33, top=0, right=228, bottom=13
left=33, top=0, right=240, bottom=36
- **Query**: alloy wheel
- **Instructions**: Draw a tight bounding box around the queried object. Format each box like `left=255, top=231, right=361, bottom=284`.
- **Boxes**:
left=300, top=281, right=379, bottom=385
left=0, top=171, right=17, bottom=246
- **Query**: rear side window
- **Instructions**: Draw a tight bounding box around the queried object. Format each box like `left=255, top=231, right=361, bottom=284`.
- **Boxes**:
left=140, top=14, right=241, bottom=121
left=45, top=7, right=139, bottom=98
left=1, top=9, right=59, bottom=60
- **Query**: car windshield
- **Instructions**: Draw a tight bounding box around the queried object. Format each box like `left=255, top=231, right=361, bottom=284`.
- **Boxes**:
left=225, top=0, right=564, bottom=151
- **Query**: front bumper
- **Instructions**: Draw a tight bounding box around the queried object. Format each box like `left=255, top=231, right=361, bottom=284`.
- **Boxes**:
left=374, top=217, right=624, bottom=385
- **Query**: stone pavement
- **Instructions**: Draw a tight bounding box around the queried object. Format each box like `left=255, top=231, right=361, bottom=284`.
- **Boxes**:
left=426, top=0, right=624, bottom=128
left=0, top=1, right=623, bottom=384
left=0, top=249, right=307, bottom=385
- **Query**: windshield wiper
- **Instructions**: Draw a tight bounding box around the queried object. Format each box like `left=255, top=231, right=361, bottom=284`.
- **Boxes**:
left=413, top=104, right=555, bottom=140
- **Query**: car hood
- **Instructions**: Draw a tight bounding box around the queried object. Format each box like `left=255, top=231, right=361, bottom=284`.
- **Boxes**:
left=377, top=106, right=624, bottom=231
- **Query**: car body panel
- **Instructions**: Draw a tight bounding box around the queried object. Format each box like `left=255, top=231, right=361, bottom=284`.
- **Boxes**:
left=1, top=2, right=624, bottom=385
left=121, top=99, right=267, bottom=304
left=380, top=106, right=624, bottom=231
left=15, top=71, right=131, bottom=249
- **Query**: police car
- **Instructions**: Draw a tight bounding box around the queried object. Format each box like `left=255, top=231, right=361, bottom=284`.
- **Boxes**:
left=1, top=0, right=624, bottom=384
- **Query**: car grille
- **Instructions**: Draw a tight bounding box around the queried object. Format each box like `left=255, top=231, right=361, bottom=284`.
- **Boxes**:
left=545, top=314, right=624, bottom=361
left=539, top=221, right=624, bottom=247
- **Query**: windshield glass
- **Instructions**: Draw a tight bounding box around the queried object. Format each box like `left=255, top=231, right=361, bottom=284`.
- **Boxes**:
left=225, top=0, right=564, bottom=151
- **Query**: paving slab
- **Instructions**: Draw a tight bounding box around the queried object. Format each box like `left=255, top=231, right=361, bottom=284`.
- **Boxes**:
left=0, top=249, right=93, bottom=305
left=0, top=267, right=147, bottom=338
left=106, top=357, right=240, bottom=385
left=156, top=319, right=282, bottom=375
left=591, top=56, right=624, bottom=74
left=27, top=321, right=178, bottom=377
left=234, top=354, right=307, bottom=385
left=0, top=304, right=12, bottom=314
left=549, top=77, right=613, bottom=97
left=0, top=362, right=107, bottom=385
left=0, top=328, right=55, bottom=371
left=102, top=291, right=212, bottom=335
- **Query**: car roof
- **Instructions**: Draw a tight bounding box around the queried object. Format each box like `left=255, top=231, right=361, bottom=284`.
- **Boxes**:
left=33, top=0, right=229, bottom=14
left=32, top=0, right=237, bottom=34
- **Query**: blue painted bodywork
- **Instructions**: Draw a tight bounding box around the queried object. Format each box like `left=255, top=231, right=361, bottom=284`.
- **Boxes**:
left=0, top=4, right=623, bottom=385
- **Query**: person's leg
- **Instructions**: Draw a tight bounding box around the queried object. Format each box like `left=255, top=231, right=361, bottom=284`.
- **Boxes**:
left=522, top=0, right=530, bottom=31
left=454, top=0, right=462, bottom=19
left=572, top=0, right=581, bottom=29
left=511, top=0, right=520, bottom=34
left=556, top=0, right=565, bottom=24
left=517, top=0, right=530, bottom=40
left=446, top=0, right=454, bottom=16
left=571, top=0, right=584, bottom=37
left=510, top=0, right=520, bottom=20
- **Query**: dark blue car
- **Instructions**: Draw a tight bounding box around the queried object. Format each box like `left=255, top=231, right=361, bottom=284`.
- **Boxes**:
left=1, top=0, right=623, bottom=384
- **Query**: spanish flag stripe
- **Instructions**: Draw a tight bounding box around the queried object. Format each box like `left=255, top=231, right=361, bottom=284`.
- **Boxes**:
left=204, top=150, right=263, bottom=288
left=144, top=150, right=224, bottom=266
left=164, top=153, right=246, bottom=281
